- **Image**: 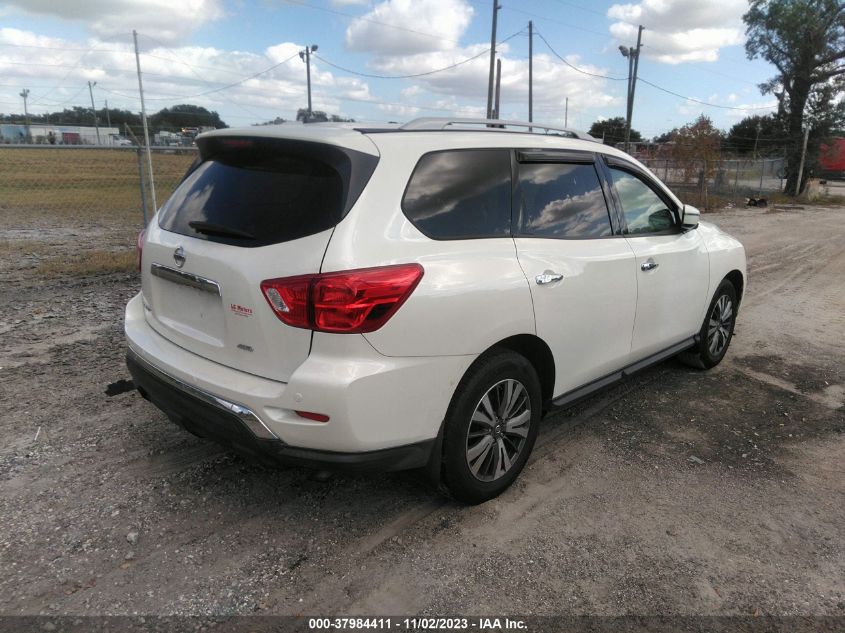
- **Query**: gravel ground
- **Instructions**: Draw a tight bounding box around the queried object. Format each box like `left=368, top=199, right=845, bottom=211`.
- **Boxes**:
left=0, top=204, right=843, bottom=624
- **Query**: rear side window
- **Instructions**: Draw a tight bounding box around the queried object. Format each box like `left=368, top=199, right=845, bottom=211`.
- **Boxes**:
left=158, top=137, right=378, bottom=248
left=401, top=149, right=512, bottom=239
left=517, top=162, right=612, bottom=238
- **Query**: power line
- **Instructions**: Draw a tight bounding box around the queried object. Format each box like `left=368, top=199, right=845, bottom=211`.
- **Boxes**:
left=313, top=29, right=524, bottom=80
left=637, top=78, right=778, bottom=111
left=138, top=33, right=263, bottom=79
left=535, top=29, right=777, bottom=113
left=0, top=42, right=129, bottom=53
left=98, top=52, right=302, bottom=101
left=535, top=31, right=626, bottom=80
left=25, top=44, right=101, bottom=106
left=497, top=4, right=610, bottom=39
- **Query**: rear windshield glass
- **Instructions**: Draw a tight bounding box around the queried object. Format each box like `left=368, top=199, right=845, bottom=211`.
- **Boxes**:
left=158, top=137, right=377, bottom=247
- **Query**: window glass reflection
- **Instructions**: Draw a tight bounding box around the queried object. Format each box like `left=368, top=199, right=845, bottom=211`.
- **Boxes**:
left=402, top=150, right=512, bottom=239
left=518, top=163, right=612, bottom=238
left=609, top=168, right=675, bottom=234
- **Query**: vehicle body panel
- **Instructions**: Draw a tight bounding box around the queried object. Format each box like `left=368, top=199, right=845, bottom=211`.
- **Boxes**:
left=514, top=238, right=637, bottom=395
left=624, top=231, right=710, bottom=358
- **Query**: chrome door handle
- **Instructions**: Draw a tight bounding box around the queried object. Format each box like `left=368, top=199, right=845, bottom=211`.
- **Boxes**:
left=535, top=272, right=564, bottom=285
left=640, top=259, right=659, bottom=271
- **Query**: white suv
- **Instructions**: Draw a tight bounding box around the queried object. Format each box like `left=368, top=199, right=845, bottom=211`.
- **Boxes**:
left=125, top=118, right=746, bottom=503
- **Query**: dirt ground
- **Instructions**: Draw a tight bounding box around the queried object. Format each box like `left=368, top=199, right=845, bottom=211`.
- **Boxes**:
left=0, top=202, right=843, bottom=625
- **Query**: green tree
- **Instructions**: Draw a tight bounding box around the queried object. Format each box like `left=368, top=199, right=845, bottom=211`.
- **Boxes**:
left=652, top=129, right=677, bottom=144
left=256, top=117, right=288, bottom=126
left=588, top=116, right=642, bottom=146
left=725, top=114, right=788, bottom=155
left=149, top=104, right=227, bottom=132
left=744, top=0, right=845, bottom=194
left=295, top=108, right=354, bottom=123
left=670, top=115, right=724, bottom=182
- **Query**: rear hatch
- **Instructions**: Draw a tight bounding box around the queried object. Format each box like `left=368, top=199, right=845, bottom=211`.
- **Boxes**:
left=141, top=130, right=379, bottom=382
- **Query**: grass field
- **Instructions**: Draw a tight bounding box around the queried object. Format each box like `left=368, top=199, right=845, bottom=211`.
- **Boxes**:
left=0, top=146, right=195, bottom=279
left=0, top=146, right=196, bottom=226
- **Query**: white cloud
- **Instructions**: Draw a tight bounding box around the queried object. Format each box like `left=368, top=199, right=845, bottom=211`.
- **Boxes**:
left=607, top=0, right=746, bottom=64
left=345, top=0, right=474, bottom=55
left=2, top=0, right=225, bottom=43
left=367, top=44, right=617, bottom=128
left=0, top=28, right=369, bottom=125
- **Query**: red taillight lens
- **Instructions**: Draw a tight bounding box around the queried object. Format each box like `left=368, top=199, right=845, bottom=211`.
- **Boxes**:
left=136, top=228, right=146, bottom=272
left=260, top=274, right=311, bottom=329
left=260, top=264, right=423, bottom=334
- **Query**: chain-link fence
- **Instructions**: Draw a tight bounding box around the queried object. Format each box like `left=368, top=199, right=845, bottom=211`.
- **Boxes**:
left=639, top=156, right=787, bottom=208
left=0, top=145, right=197, bottom=227
left=0, top=145, right=790, bottom=228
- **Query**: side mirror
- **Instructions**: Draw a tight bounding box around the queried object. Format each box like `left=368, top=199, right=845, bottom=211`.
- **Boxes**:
left=682, top=204, right=700, bottom=230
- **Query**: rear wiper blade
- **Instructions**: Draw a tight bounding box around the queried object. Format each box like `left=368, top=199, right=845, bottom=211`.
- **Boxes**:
left=188, top=221, right=255, bottom=240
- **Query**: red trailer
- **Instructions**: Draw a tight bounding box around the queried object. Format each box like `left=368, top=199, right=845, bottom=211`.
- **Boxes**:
left=819, top=137, right=845, bottom=179
left=61, top=131, right=81, bottom=145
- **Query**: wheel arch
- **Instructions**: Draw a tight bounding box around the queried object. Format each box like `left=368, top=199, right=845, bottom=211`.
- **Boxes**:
left=724, top=269, right=744, bottom=308
left=485, top=334, right=556, bottom=406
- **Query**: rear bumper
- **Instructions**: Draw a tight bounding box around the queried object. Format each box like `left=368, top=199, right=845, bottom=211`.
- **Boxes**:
left=125, top=291, right=474, bottom=464
left=127, top=349, right=435, bottom=472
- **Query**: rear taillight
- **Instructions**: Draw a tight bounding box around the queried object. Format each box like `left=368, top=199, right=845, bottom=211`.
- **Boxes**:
left=136, top=229, right=146, bottom=272
left=260, top=264, right=423, bottom=334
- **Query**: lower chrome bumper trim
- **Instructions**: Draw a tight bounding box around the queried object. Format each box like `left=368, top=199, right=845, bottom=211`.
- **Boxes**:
left=127, top=348, right=279, bottom=440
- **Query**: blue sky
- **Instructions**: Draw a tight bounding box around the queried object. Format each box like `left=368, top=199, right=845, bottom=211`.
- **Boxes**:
left=0, top=0, right=780, bottom=137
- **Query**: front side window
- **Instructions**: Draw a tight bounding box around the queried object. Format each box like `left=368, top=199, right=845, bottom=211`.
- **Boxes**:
left=608, top=168, right=676, bottom=234
left=517, top=162, right=612, bottom=238
left=401, top=149, right=512, bottom=239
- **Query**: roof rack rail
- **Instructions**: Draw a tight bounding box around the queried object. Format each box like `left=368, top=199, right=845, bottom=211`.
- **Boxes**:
left=399, top=117, right=598, bottom=142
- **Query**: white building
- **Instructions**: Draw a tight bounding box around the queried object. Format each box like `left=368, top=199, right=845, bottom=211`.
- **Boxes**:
left=0, top=123, right=121, bottom=145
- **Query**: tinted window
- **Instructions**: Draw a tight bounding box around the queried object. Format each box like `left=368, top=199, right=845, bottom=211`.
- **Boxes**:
left=608, top=168, right=676, bottom=234
left=158, top=137, right=377, bottom=247
left=517, top=162, right=612, bottom=238
left=402, top=149, right=512, bottom=239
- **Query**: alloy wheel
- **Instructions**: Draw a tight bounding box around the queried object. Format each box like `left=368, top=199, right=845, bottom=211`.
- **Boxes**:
left=465, top=379, right=531, bottom=482
left=708, top=294, right=733, bottom=356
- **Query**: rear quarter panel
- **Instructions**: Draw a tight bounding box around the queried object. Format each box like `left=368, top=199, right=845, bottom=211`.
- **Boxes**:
left=320, top=133, right=537, bottom=357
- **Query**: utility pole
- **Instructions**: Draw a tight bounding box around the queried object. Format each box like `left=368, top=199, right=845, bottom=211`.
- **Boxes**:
left=528, top=21, right=533, bottom=124
left=565, top=97, right=569, bottom=127
left=486, top=0, right=500, bottom=119
left=133, top=29, right=157, bottom=212
left=619, top=25, right=644, bottom=153
left=493, top=58, right=502, bottom=119
left=105, top=99, right=112, bottom=144
left=299, top=45, right=318, bottom=121
left=795, top=126, right=810, bottom=196
left=87, top=81, right=101, bottom=145
left=19, top=88, right=30, bottom=143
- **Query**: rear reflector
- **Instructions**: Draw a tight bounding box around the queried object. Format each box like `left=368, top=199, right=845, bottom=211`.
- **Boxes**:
left=261, top=264, right=424, bottom=334
left=295, top=410, right=330, bottom=422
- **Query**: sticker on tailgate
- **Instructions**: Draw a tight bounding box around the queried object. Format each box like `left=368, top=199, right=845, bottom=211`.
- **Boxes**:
left=230, top=303, right=253, bottom=317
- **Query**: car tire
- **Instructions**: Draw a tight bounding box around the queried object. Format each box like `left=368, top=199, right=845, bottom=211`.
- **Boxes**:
left=440, top=350, right=542, bottom=504
left=679, top=279, right=738, bottom=369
